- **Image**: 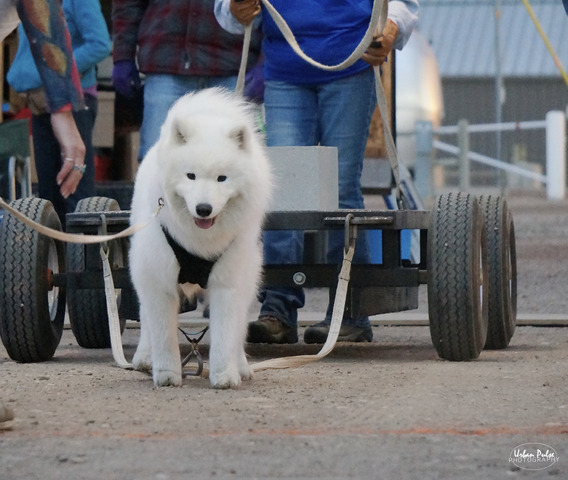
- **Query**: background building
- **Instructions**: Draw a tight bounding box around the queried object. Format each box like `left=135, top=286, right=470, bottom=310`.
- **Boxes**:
left=414, top=0, right=568, bottom=185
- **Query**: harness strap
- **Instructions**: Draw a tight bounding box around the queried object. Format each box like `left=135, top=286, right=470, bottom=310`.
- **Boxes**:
left=161, top=227, right=217, bottom=288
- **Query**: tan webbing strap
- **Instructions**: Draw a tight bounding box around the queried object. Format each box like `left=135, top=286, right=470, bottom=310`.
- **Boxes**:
left=251, top=236, right=355, bottom=372
left=101, top=246, right=134, bottom=369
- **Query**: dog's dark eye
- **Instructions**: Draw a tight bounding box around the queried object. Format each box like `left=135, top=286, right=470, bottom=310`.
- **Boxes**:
left=187, top=173, right=196, bottom=180
left=217, top=175, right=227, bottom=183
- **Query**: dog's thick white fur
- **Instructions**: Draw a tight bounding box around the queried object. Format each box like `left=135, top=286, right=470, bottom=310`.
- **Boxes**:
left=129, top=88, right=271, bottom=388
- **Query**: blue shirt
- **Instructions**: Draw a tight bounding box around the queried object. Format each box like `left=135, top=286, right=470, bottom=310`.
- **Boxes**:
left=215, top=0, right=419, bottom=84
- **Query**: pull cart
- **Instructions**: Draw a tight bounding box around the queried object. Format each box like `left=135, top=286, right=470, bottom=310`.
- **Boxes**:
left=0, top=190, right=516, bottom=364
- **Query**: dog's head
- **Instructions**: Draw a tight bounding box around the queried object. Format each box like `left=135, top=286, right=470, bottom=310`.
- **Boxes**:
left=156, top=88, right=271, bottom=232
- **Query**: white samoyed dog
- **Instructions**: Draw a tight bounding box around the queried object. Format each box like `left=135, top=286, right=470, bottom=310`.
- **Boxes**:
left=129, top=88, right=272, bottom=388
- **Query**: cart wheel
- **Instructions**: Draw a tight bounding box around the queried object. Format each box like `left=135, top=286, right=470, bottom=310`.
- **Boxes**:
left=67, top=197, right=126, bottom=348
left=478, top=195, right=517, bottom=349
left=427, top=192, right=488, bottom=361
left=0, top=198, right=66, bottom=362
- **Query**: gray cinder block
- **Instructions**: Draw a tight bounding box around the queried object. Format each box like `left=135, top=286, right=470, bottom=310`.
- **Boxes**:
left=267, top=146, right=338, bottom=211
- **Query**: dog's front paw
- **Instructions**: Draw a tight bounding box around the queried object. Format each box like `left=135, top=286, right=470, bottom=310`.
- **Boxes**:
left=209, top=367, right=242, bottom=389
left=153, top=369, right=182, bottom=387
left=238, top=361, right=253, bottom=381
left=132, top=351, right=152, bottom=373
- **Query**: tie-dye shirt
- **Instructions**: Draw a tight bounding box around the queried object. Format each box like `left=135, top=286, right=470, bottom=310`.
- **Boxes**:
left=11, top=0, right=84, bottom=113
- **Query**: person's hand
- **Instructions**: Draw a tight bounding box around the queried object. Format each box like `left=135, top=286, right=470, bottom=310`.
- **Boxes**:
left=112, top=59, right=142, bottom=97
left=51, top=111, right=87, bottom=199
left=230, top=0, right=261, bottom=25
left=362, top=19, right=399, bottom=67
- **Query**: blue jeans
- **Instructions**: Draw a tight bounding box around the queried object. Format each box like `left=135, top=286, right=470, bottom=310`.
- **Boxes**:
left=139, top=74, right=238, bottom=160
left=260, top=69, right=376, bottom=328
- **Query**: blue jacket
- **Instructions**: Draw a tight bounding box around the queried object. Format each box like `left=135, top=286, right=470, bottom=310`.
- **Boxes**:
left=214, top=0, right=419, bottom=84
left=8, top=0, right=111, bottom=93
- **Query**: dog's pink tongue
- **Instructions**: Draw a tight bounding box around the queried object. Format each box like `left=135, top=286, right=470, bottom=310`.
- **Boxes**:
left=195, top=218, right=214, bottom=229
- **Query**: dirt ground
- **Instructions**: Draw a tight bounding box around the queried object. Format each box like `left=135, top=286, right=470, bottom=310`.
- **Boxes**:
left=1, top=192, right=567, bottom=480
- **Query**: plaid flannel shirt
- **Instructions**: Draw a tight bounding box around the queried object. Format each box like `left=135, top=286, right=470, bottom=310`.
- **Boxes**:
left=112, top=0, right=261, bottom=77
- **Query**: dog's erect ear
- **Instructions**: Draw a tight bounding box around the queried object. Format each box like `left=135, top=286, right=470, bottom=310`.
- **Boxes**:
left=229, top=126, right=247, bottom=151
left=174, top=121, right=188, bottom=145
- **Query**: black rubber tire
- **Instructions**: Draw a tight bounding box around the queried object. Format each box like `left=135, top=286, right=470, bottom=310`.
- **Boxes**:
left=66, top=197, right=126, bottom=348
left=0, top=198, right=66, bottom=362
left=478, top=195, right=517, bottom=349
left=427, top=192, right=488, bottom=361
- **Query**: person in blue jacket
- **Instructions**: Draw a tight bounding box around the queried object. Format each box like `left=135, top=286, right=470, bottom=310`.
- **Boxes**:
left=8, top=0, right=111, bottom=226
left=215, top=0, right=419, bottom=344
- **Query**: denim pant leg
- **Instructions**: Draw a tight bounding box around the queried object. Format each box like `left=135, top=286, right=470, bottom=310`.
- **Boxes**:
left=317, top=69, right=377, bottom=327
left=258, top=229, right=305, bottom=327
left=139, top=74, right=238, bottom=160
left=33, top=113, right=66, bottom=225
left=259, top=81, right=321, bottom=327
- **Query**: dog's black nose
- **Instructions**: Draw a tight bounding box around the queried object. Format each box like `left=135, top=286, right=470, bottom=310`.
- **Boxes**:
left=196, top=203, right=213, bottom=217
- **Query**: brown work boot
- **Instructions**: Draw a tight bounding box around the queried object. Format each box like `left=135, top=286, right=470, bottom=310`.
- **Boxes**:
left=247, top=315, right=298, bottom=344
left=304, top=322, right=373, bottom=344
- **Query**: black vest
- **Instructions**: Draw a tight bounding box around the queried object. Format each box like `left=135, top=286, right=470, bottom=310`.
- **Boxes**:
left=161, top=227, right=217, bottom=288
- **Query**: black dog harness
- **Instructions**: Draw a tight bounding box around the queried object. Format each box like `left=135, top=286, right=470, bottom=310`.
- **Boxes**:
left=161, top=227, right=218, bottom=288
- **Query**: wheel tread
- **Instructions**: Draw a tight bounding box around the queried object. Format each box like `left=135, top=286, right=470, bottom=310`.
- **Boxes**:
left=0, top=198, right=65, bottom=362
left=428, top=192, right=488, bottom=361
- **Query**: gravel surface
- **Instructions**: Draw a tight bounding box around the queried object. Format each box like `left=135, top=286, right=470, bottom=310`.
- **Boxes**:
left=0, top=191, right=567, bottom=479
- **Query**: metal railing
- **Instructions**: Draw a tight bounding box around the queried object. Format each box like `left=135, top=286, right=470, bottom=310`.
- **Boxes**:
left=414, top=110, right=567, bottom=200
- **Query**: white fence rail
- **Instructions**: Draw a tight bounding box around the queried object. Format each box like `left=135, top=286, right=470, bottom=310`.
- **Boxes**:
left=414, top=110, right=566, bottom=200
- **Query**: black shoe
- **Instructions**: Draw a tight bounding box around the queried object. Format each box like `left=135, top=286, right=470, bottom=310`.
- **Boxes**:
left=304, top=322, right=373, bottom=344
left=247, top=316, right=298, bottom=344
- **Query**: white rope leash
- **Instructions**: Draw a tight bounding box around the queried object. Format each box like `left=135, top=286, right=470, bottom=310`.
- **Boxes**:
left=373, top=65, right=402, bottom=193
left=0, top=197, right=154, bottom=244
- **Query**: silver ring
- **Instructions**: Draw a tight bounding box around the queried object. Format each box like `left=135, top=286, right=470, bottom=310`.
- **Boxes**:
left=64, top=157, right=74, bottom=162
left=73, top=164, right=86, bottom=175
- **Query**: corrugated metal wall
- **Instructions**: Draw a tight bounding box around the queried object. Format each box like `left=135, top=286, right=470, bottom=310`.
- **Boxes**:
left=418, top=0, right=568, bottom=78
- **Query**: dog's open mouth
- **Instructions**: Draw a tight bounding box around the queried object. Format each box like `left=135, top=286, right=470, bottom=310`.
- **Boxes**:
left=194, top=217, right=216, bottom=229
